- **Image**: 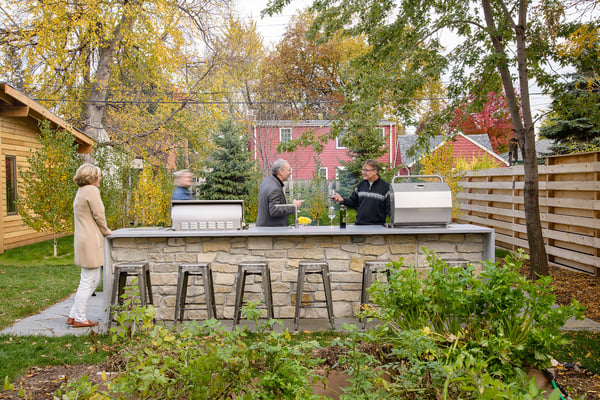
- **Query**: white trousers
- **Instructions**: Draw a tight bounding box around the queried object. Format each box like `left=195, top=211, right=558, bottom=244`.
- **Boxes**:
left=69, top=267, right=101, bottom=322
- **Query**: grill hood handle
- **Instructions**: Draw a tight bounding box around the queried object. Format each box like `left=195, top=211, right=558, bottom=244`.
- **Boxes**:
left=392, top=174, right=444, bottom=183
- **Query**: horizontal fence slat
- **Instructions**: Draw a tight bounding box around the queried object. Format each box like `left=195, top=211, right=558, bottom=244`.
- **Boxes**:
left=456, top=152, right=600, bottom=274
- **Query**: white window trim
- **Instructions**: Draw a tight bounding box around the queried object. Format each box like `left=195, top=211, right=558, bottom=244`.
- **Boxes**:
left=320, top=167, right=328, bottom=179
left=280, top=127, right=292, bottom=143
left=336, top=132, right=347, bottom=149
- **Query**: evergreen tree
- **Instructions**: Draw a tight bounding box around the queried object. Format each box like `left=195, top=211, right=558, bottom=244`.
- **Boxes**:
left=198, top=121, right=260, bottom=213
left=17, top=121, right=81, bottom=256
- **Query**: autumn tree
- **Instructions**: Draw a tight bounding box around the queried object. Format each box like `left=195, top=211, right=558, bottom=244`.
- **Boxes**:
left=0, top=0, right=232, bottom=158
left=449, top=92, right=514, bottom=154
left=129, top=160, right=172, bottom=227
left=252, top=10, right=364, bottom=121
left=17, top=121, right=81, bottom=256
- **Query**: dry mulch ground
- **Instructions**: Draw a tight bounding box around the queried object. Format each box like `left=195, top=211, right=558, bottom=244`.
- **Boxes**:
left=1, top=264, right=599, bottom=399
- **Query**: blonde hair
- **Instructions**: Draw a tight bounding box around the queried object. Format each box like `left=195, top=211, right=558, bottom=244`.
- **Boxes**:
left=73, top=164, right=102, bottom=187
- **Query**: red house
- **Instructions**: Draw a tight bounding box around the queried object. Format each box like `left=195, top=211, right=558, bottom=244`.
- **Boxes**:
left=249, top=120, right=398, bottom=180
left=394, top=133, right=508, bottom=174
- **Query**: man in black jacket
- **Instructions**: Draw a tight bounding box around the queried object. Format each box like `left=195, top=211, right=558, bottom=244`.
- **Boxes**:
left=256, top=159, right=304, bottom=227
left=331, top=159, right=391, bottom=225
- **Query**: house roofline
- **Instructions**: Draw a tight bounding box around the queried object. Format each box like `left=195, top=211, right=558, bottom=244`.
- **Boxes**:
left=398, top=133, right=508, bottom=168
left=457, top=133, right=509, bottom=166
left=0, top=83, right=95, bottom=153
left=252, top=119, right=396, bottom=127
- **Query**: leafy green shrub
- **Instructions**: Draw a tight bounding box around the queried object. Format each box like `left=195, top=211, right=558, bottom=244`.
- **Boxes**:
left=370, top=251, right=583, bottom=369
left=353, top=250, right=585, bottom=398
left=59, top=294, right=324, bottom=399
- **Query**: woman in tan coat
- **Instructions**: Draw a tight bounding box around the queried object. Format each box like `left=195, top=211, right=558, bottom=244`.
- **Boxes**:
left=67, top=164, right=112, bottom=328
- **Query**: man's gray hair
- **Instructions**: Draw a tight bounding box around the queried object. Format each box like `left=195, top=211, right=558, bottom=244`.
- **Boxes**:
left=173, top=169, right=191, bottom=178
left=271, top=159, right=288, bottom=175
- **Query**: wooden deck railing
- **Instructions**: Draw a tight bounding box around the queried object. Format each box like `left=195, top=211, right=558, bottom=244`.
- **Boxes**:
left=453, top=151, right=600, bottom=275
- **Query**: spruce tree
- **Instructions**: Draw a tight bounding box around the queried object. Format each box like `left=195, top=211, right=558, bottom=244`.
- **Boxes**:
left=198, top=121, right=259, bottom=207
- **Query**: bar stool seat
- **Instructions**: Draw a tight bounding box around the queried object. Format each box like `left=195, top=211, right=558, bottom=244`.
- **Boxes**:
left=174, top=263, right=217, bottom=321
left=441, top=258, right=470, bottom=273
left=360, top=260, right=392, bottom=329
left=111, top=262, right=153, bottom=306
left=233, top=261, right=274, bottom=325
left=294, top=261, right=335, bottom=331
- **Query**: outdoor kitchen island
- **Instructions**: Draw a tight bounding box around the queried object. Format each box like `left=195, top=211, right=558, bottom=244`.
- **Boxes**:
left=103, top=224, right=494, bottom=321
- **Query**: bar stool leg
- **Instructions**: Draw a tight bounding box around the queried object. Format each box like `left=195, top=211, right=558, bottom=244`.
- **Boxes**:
left=145, top=267, right=154, bottom=305
left=321, top=265, right=336, bottom=330
left=294, top=266, right=306, bottom=331
left=263, top=268, right=274, bottom=319
left=203, top=266, right=216, bottom=319
left=207, top=266, right=217, bottom=319
left=176, top=271, right=191, bottom=322
left=174, top=269, right=184, bottom=321
left=137, top=271, right=147, bottom=305
left=233, top=268, right=247, bottom=325
left=111, top=270, right=122, bottom=305
left=360, top=263, right=376, bottom=329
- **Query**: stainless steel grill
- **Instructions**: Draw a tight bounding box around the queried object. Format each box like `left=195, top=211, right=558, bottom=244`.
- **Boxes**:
left=389, top=175, right=452, bottom=227
left=171, top=200, right=244, bottom=230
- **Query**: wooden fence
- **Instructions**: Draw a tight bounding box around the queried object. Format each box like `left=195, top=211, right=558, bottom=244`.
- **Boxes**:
left=454, top=151, right=600, bottom=275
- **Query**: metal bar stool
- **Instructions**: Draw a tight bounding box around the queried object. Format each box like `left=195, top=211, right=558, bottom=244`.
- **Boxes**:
left=111, top=263, right=153, bottom=306
left=294, top=261, right=335, bottom=331
left=174, top=263, right=217, bottom=321
left=442, top=258, right=470, bottom=273
left=233, top=261, right=274, bottom=325
left=360, top=260, right=392, bottom=329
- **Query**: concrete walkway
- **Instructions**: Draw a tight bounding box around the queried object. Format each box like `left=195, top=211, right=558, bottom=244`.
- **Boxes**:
left=2, top=292, right=599, bottom=337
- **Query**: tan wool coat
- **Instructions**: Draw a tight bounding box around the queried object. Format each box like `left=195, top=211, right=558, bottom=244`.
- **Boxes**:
left=73, top=185, right=111, bottom=269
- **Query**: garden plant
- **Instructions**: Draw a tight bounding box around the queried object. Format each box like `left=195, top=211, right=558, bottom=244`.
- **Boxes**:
left=51, top=252, right=584, bottom=399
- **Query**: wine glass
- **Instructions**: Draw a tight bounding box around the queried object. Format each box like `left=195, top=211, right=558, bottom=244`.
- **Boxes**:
left=328, top=205, right=336, bottom=227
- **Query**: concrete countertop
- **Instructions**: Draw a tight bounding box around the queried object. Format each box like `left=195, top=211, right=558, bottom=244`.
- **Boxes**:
left=108, top=223, right=494, bottom=238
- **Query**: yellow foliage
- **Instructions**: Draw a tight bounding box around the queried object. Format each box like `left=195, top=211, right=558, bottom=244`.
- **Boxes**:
left=420, top=143, right=465, bottom=218
left=455, top=153, right=504, bottom=170
left=130, top=162, right=171, bottom=227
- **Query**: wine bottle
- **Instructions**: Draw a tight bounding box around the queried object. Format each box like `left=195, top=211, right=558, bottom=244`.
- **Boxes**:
left=339, top=205, right=347, bottom=229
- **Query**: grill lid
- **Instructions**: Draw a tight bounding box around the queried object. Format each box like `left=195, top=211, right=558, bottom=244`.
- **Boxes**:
left=389, top=175, right=452, bottom=227
left=171, top=200, right=244, bottom=230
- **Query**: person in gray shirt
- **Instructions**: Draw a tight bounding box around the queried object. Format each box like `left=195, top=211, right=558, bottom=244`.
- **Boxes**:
left=256, top=159, right=304, bottom=227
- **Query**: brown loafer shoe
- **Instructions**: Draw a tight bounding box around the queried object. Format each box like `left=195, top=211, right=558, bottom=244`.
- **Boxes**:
left=66, top=317, right=74, bottom=325
left=72, top=319, right=99, bottom=328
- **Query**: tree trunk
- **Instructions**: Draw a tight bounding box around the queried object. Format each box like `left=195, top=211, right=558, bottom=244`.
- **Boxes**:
left=481, top=0, right=549, bottom=278
left=83, top=9, right=135, bottom=143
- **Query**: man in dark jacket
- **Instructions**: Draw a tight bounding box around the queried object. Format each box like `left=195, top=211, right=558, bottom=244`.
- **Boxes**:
left=331, top=159, right=391, bottom=225
left=256, top=159, right=304, bottom=227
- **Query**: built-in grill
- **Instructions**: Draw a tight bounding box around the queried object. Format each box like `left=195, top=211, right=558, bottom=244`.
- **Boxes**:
left=389, top=175, right=452, bottom=227
left=171, top=200, right=245, bottom=230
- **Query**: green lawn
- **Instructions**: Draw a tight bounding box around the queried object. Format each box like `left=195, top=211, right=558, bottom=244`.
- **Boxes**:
left=0, top=235, right=74, bottom=266
left=0, top=236, right=79, bottom=330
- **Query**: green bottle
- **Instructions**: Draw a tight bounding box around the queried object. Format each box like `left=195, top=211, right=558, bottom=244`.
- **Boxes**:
left=339, top=205, right=347, bottom=229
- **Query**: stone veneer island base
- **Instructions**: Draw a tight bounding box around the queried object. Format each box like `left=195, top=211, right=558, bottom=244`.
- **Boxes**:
left=104, top=224, right=494, bottom=321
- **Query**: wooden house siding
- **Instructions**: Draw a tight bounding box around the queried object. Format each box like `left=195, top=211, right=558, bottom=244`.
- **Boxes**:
left=394, top=133, right=508, bottom=175
left=250, top=120, right=397, bottom=180
left=0, top=83, right=95, bottom=253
